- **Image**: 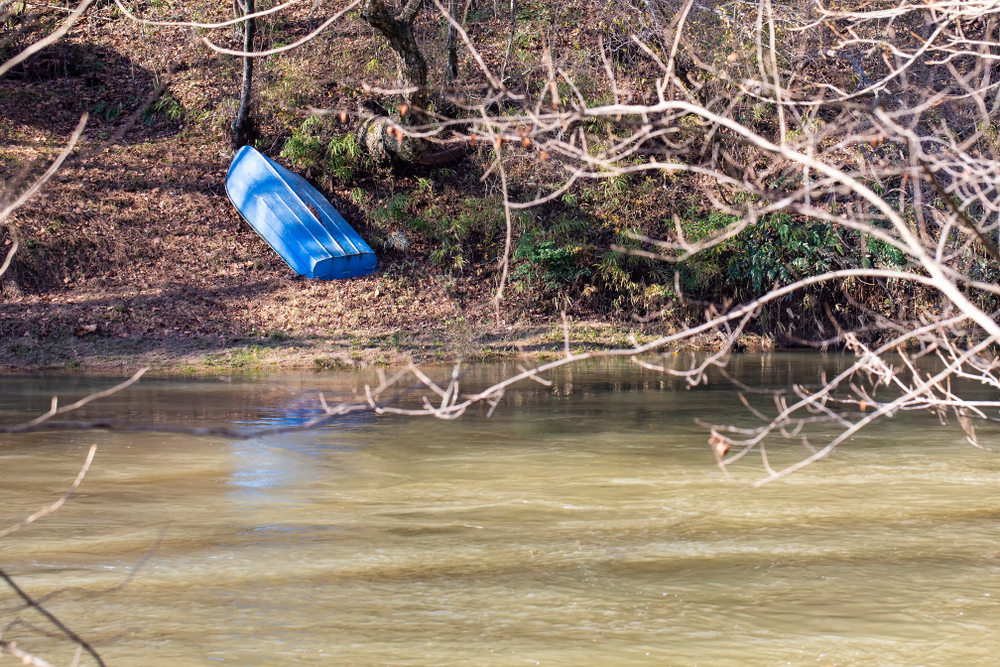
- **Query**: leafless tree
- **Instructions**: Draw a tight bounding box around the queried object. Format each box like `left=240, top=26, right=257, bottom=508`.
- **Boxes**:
left=432, top=0, right=1000, bottom=483
left=141, top=0, right=1000, bottom=482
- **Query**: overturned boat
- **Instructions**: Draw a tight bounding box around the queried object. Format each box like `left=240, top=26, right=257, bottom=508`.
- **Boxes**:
left=226, top=146, right=377, bottom=280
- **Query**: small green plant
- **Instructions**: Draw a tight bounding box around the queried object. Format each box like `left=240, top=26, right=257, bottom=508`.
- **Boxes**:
left=549, top=215, right=589, bottom=239
left=325, top=133, right=360, bottom=181
left=143, top=93, right=184, bottom=125
left=515, top=235, right=590, bottom=292
left=280, top=117, right=326, bottom=172
left=371, top=192, right=414, bottom=227
left=89, top=101, right=122, bottom=121
left=281, top=116, right=360, bottom=183
left=348, top=187, right=367, bottom=206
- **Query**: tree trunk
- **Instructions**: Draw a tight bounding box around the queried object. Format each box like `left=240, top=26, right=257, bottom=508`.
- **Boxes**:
left=232, top=0, right=256, bottom=149
left=357, top=0, right=431, bottom=162
left=445, top=0, right=458, bottom=83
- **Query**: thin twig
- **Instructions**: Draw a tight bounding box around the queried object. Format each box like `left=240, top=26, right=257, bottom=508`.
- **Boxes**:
left=0, top=445, right=96, bottom=540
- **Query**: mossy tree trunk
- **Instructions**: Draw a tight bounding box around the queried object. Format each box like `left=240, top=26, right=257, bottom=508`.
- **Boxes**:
left=357, top=0, right=431, bottom=162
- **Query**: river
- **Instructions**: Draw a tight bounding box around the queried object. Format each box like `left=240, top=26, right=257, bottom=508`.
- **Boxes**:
left=1, top=354, right=999, bottom=666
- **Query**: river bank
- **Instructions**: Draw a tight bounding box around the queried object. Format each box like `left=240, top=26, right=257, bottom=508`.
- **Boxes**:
left=0, top=277, right=763, bottom=373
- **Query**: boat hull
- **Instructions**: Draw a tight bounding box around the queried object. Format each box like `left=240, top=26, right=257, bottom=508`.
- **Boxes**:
left=226, top=146, right=377, bottom=280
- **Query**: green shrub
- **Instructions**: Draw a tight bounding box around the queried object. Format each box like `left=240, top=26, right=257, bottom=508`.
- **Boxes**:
left=280, top=117, right=325, bottom=170
left=90, top=101, right=122, bottom=121
left=281, top=116, right=360, bottom=183
left=672, top=210, right=858, bottom=299
left=404, top=196, right=506, bottom=270
left=721, top=212, right=842, bottom=294
left=514, top=236, right=590, bottom=291
left=325, top=133, right=360, bottom=181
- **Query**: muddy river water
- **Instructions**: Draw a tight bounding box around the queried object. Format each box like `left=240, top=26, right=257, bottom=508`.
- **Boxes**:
left=1, top=355, right=999, bottom=666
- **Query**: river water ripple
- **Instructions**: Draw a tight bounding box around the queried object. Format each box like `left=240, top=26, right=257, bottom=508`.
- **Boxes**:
left=1, top=355, right=999, bottom=666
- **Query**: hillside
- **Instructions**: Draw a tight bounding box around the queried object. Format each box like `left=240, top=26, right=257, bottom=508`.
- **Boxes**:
left=1, top=0, right=993, bottom=370
left=0, top=1, right=733, bottom=371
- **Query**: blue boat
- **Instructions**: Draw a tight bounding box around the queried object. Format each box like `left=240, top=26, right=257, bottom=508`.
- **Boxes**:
left=225, top=146, right=377, bottom=280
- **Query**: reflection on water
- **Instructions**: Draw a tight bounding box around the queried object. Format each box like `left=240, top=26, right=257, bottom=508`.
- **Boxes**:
left=229, top=394, right=375, bottom=495
left=1, top=355, right=999, bottom=667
